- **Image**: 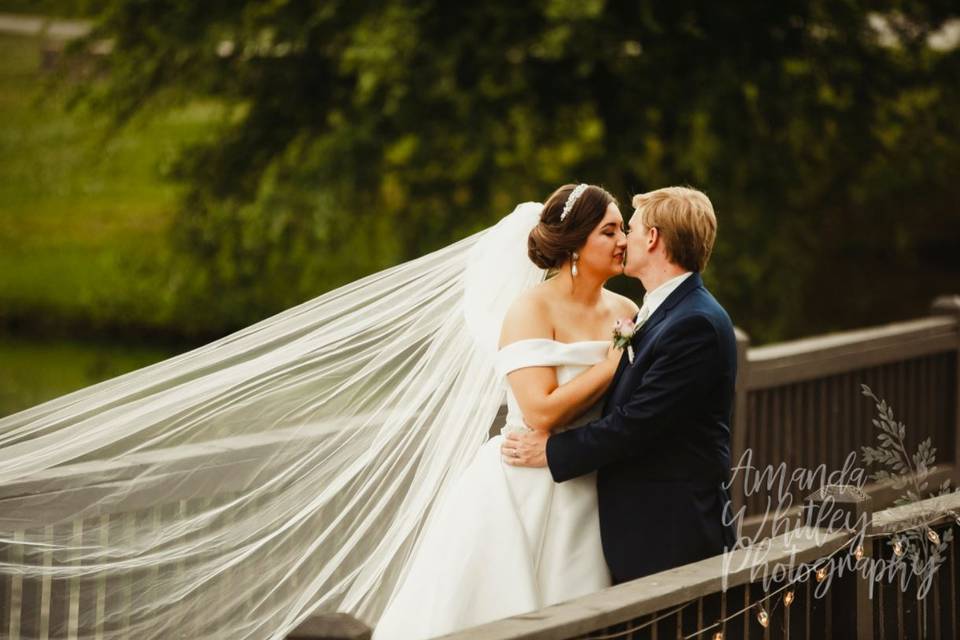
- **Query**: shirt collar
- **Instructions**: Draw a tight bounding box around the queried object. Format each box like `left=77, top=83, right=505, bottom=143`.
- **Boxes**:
left=641, top=271, right=693, bottom=316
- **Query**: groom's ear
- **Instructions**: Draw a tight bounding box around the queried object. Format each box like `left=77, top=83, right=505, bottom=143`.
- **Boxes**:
left=647, top=225, right=660, bottom=249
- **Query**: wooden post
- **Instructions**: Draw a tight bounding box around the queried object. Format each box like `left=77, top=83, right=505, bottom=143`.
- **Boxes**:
left=286, top=613, right=371, bottom=640
left=730, top=327, right=750, bottom=516
left=803, top=485, right=874, bottom=640
left=930, top=295, right=960, bottom=471
left=489, top=403, right=508, bottom=440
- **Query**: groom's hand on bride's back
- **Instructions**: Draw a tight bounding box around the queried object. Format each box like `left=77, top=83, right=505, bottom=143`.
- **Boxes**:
left=501, top=430, right=548, bottom=468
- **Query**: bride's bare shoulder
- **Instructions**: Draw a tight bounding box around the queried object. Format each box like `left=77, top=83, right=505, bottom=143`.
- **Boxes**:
left=499, top=285, right=554, bottom=347
left=603, top=288, right=640, bottom=318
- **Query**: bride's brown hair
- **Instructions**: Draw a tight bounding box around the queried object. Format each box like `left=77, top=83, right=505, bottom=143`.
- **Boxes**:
left=527, top=184, right=618, bottom=269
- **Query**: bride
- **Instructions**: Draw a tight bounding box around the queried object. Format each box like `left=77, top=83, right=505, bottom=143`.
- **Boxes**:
left=0, top=183, right=634, bottom=640
left=373, top=183, right=637, bottom=638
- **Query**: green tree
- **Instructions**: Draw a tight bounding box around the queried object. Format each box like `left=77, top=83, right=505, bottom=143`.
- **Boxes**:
left=66, top=0, right=960, bottom=341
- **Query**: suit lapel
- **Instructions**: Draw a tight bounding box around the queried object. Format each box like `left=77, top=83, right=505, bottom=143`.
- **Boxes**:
left=633, top=272, right=703, bottom=340
left=607, top=345, right=632, bottom=403
left=606, top=273, right=704, bottom=404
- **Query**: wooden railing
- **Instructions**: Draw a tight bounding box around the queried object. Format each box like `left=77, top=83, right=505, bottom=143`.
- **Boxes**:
left=0, top=423, right=352, bottom=640
left=415, top=489, right=960, bottom=640
left=2, top=296, right=959, bottom=639
left=731, top=296, right=960, bottom=530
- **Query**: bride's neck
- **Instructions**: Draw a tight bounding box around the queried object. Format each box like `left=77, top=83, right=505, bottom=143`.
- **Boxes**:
left=552, top=268, right=605, bottom=307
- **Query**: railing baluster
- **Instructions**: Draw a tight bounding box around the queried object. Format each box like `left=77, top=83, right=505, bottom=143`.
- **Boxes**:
left=122, top=512, right=134, bottom=635
left=0, top=536, right=7, bottom=640
left=95, top=514, right=108, bottom=640
left=8, top=530, right=24, bottom=640
left=194, top=497, right=215, bottom=639
left=696, top=594, right=703, bottom=638
left=844, top=371, right=855, bottom=477
left=771, top=387, right=782, bottom=475
left=915, top=554, right=923, bottom=640
left=819, top=378, right=829, bottom=495
left=174, top=499, right=188, bottom=640
left=756, top=390, right=769, bottom=515
left=748, top=391, right=759, bottom=513
left=895, top=567, right=903, bottom=640
left=804, top=381, right=815, bottom=505
left=38, top=524, right=53, bottom=640
left=931, top=297, right=960, bottom=467
left=732, top=329, right=750, bottom=515
left=932, top=527, right=942, bottom=640
left=950, top=529, right=958, bottom=638
left=875, top=540, right=884, bottom=640
left=67, top=519, right=82, bottom=639
left=784, top=581, right=791, bottom=640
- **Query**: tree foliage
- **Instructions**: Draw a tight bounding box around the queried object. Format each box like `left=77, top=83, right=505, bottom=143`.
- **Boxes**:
left=66, top=0, right=960, bottom=341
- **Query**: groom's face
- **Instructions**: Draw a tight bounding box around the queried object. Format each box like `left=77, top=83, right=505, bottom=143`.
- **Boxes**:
left=623, top=208, right=652, bottom=278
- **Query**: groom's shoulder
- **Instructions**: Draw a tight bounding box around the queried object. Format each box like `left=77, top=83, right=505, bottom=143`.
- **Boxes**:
left=679, top=286, right=735, bottom=339
left=670, top=283, right=730, bottom=324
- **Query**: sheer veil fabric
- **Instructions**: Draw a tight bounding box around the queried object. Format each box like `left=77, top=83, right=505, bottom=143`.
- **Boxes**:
left=0, top=203, right=546, bottom=639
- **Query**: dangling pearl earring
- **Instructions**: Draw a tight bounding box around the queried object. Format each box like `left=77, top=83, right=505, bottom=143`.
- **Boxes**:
left=571, top=252, right=579, bottom=277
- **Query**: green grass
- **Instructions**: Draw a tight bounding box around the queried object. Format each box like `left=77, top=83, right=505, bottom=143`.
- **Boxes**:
left=0, top=32, right=222, bottom=334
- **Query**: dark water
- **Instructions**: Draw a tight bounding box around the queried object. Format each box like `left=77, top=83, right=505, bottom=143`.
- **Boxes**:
left=0, top=334, right=183, bottom=418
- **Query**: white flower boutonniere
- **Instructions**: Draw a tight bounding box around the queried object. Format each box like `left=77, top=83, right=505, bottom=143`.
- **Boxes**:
left=612, top=318, right=637, bottom=363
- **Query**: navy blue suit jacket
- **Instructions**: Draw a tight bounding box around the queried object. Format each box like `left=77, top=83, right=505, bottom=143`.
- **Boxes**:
left=546, top=272, right=737, bottom=584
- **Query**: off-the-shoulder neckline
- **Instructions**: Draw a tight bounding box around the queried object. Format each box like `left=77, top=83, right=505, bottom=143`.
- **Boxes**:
left=497, top=338, right=608, bottom=351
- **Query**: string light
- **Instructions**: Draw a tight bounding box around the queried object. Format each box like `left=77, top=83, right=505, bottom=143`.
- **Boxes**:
left=669, top=522, right=957, bottom=640
left=864, top=508, right=960, bottom=540
left=893, top=539, right=904, bottom=557
left=755, top=607, right=769, bottom=628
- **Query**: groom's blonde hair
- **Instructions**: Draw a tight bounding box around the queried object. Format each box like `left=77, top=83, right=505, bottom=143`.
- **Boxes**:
left=632, top=186, right=717, bottom=272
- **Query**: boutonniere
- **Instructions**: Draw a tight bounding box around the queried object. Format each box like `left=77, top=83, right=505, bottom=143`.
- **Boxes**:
left=612, top=318, right=637, bottom=363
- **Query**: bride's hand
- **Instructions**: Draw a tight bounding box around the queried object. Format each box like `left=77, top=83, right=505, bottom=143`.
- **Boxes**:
left=604, top=343, right=623, bottom=372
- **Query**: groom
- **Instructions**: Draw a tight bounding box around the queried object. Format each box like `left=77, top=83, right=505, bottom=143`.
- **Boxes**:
left=502, top=186, right=737, bottom=584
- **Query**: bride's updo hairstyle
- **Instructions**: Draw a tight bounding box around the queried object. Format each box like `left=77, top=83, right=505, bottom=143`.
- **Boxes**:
left=528, top=183, right=617, bottom=269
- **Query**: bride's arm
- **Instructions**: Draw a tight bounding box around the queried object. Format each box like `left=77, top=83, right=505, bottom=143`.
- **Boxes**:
left=499, top=295, right=622, bottom=433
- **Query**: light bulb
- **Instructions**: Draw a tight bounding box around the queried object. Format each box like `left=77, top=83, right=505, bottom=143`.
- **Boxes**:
left=756, top=607, right=769, bottom=628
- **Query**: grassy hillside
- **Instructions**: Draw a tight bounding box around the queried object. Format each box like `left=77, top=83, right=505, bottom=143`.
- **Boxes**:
left=0, top=32, right=221, bottom=338
left=0, top=31, right=219, bottom=416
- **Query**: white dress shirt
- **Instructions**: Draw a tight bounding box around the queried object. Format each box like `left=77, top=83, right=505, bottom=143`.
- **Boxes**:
left=637, top=271, right=693, bottom=325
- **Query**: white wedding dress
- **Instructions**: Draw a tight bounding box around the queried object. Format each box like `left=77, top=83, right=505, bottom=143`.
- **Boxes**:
left=373, top=338, right=613, bottom=639
left=0, top=202, right=608, bottom=640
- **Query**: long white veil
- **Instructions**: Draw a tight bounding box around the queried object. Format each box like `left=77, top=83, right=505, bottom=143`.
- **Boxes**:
left=0, top=203, right=545, bottom=639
